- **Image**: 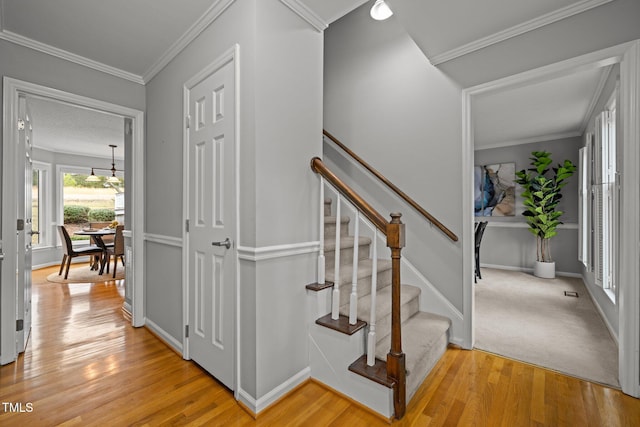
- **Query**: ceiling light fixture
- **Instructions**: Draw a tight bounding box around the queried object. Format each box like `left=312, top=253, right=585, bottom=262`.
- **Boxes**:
left=370, top=0, right=393, bottom=20
left=86, top=144, right=123, bottom=184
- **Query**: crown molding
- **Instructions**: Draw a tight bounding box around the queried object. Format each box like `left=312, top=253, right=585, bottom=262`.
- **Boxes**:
left=279, top=0, right=328, bottom=32
left=0, top=30, right=144, bottom=84
left=476, top=131, right=582, bottom=151
left=580, top=64, right=613, bottom=133
left=430, top=0, right=615, bottom=65
left=142, top=0, right=237, bottom=83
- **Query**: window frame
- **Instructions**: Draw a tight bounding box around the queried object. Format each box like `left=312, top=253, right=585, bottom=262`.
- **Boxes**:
left=31, top=161, right=52, bottom=250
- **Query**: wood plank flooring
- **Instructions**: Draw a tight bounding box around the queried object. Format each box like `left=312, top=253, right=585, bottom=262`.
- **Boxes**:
left=1, top=265, right=638, bottom=426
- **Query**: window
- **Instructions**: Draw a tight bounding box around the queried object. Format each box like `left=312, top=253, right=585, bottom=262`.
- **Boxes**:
left=581, top=91, right=617, bottom=302
left=57, top=165, right=123, bottom=245
left=32, top=161, right=51, bottom=248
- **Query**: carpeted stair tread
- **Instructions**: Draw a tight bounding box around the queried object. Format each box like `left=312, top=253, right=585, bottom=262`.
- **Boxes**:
left=375, top=312, right=451, bottom=401
left=339, top=284, right=420, bottom=325
left=325, top=258, right=392, bottom=287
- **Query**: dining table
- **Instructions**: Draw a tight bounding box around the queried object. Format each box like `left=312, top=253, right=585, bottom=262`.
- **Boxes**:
left=74, top=228, right=117, bottom=272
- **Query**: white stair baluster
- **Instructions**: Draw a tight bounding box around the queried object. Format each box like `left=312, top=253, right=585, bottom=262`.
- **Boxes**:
left=331, top=195, right=341, bottom=320
left=367, top=229, right=378, bottom=366
left=349, top=211, right=360, bottom=325
left=318, top=178, right=325, bottom=285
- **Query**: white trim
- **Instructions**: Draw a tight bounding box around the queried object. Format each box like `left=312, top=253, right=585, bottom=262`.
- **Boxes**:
left=237, top=367, right=311, bottom=415
left=1, top=78, right=145, bottom=365
left=0, top=1, right=239, bottom=84
left=31, top=160, right=52, bottom=249
left=430, top=0, right=614, bottom=65
left=618, top=40, right=640, bottom=397
left=580, top=275, right=619, bottom=345
left=401, top=258, right=465, bottom=347
left=463, top=40, right=640, bottom=398
left=0, top=30, right=144, bottom=84
left=479, top=263, right=582, bottom=278
left=143, top=0, right=237, bottom=83
left=237, top=241, right=320, bottom=262
left=580, top=65, right=614, bottom=134
left=145, top=318, right=183, bottom=353
left=144, top=233, right=183, bottom=248
left=485, top=221, right=578, bottom=230
left=476, top=131, right=581, bottom=151
left=278, top=0, right=328, bottom=32
left=461, top=90, right=474, bottom=350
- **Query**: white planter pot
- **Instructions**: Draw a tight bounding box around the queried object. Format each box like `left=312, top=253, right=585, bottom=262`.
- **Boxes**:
left=534, top=261, right=555, bottom=279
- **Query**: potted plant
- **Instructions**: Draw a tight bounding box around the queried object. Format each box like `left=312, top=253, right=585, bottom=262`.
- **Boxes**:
left=515, top=151, right=576, bottom=278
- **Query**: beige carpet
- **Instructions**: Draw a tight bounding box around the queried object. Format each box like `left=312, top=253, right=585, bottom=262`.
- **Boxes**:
left=47, top=264, right=125, bottom=283
left=475, top=268, right=619, bottom=388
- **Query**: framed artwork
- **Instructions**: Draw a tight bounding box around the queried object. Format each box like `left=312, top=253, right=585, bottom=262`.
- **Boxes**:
left=474, top=162, right=516, bottom=216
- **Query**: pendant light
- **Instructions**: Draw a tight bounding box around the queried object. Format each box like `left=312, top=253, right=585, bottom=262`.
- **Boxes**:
left=86, top=144, right=123, bottom=183
left=86, top=168, right=100, bottom=182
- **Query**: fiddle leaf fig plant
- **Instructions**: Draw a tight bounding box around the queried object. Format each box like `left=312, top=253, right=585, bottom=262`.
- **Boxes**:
left=515, top=151, right=576, bottom=263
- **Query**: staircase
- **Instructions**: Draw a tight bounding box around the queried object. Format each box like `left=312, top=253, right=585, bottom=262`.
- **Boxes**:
left=308, top=197, right=451, bottom=419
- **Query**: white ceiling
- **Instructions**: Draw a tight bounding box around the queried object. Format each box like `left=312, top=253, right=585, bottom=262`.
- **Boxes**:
left=473, top=66, right=610, bottom=149
left=28, top=98, right=125, bottom=160
left=1, top=0, right=616, bottom=154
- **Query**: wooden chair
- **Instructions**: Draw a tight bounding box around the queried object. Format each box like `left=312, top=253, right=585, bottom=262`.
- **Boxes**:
left=57, top=225, right=105, bottom=279
left=101, top=225, right=125, bottom=278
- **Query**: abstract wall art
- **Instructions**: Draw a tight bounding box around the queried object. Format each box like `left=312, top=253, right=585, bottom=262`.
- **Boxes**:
left=474, top=162, right=516, bottom=217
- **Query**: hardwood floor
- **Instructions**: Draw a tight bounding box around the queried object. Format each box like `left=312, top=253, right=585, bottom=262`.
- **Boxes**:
left=1, top=265, right=638, bottom=426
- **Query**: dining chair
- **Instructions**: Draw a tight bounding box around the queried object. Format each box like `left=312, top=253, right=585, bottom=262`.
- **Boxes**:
left=475, top=221, right=488, bottom=283
left=57, top=225, right=105, bottom=279
left=101, top=225, right=125, bottom=278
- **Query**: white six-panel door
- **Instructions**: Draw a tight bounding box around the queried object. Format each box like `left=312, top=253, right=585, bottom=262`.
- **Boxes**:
left=186, top=54, right=236, bottom=390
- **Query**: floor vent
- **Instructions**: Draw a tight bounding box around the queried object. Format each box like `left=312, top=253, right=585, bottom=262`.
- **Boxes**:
left=564, top=291, right=579, bottom=298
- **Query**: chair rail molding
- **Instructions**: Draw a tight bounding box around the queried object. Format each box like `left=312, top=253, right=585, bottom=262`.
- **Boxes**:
left=237, top=241, right=320, bottom=262
left=144, top=233, right=183, bottom=248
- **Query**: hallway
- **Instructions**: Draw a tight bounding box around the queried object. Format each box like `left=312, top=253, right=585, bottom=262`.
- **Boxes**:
left=1, top=266, right=638, bottom=425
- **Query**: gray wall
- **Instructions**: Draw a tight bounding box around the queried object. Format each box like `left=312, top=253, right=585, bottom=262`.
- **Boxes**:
left=324, top=4, right=464, bottom=311
left=144, top=0, right=322, bottom=403
left=474, top=137, right=582, bottom=274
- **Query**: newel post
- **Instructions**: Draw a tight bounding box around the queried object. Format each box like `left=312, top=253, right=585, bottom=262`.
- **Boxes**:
left=386, top=212, right=406, bottom=419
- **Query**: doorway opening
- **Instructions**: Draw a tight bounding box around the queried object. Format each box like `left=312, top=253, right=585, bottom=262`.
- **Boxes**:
left=1, top=78, right=144, bottom=365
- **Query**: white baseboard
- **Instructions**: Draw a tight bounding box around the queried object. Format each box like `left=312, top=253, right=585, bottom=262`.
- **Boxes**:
left=480, top=263, right=582, bottom=278
left=579, top=275, right=619, bottom=345
left=145, top=318, right=183, bottom=353
left=237, top=367, right=310, bottom=414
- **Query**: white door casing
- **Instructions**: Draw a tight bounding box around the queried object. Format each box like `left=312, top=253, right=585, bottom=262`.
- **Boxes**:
left=183, top=46, right=238, bottom=391
left=16, top=95, right=34, bottom=352
left=1, top=77, right=145, bottom=365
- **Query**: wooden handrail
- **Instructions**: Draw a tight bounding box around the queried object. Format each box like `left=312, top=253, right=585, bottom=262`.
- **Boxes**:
left=311, top=157, right=387, bottom=234
left=323, top=129, right=458, bottom=242
left=311, top=156, right=407, bottom=419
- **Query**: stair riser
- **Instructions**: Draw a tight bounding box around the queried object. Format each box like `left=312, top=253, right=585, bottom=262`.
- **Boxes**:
left=325, top=243, right=371, bottom=268
left=332, top=269, right=393, bottom=306
left=374, top=297, right=419, bottom=347
left=324, top=224, right=349, bottom=240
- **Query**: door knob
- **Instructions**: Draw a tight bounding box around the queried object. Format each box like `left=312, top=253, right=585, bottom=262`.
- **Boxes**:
left=212, top=238, right=231, bottom=249
left=28, top=230, right=40, bottom=236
